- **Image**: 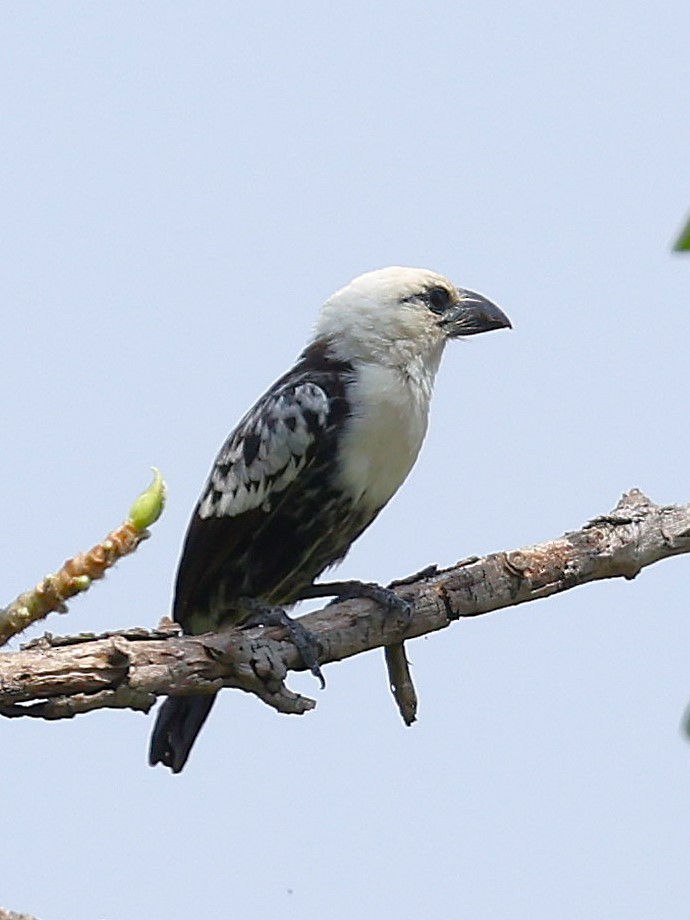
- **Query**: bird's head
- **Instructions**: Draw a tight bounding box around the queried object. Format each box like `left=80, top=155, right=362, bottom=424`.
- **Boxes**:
left=314, top=267, right=511, bottom=368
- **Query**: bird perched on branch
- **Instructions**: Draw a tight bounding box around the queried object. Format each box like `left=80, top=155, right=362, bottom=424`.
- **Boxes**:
left=149, top=266, right=511, bottom=772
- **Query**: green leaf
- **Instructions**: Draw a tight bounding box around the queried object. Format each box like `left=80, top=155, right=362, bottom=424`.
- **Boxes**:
left=673, top=213, right=690, bottom=252
left=129, top=468, right=167, bottom=531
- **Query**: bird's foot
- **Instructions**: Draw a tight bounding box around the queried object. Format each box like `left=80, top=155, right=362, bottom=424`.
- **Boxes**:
left=238, top=598, right=325, bottom=688
left=300, top=580, right=413, bottom=620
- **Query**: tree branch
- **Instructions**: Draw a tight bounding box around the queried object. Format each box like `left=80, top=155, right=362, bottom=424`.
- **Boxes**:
left=1, top=489, right=688, bottom=723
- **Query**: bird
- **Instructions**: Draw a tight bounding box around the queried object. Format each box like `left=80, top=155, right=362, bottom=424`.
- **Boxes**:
left=149, top=266, right=511, bottom=772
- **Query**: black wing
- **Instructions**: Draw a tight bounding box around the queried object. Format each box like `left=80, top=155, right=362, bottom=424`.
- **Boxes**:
left=173, top=341, right=355, bottom=634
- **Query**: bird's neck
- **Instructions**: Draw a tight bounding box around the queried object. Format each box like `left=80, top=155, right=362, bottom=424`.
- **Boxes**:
left=384, top=336, right=445, bottom=401
left=336, top=344, right=443, bottom=511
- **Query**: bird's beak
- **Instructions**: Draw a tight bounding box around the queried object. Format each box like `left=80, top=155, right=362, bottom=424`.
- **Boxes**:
left=442, top=289, right=512, bottom=337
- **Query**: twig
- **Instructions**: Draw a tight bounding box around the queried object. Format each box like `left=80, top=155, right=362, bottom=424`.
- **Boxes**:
left=384, top=642, right=417, bottom=725
left=0, top=470, right=166, bottom=647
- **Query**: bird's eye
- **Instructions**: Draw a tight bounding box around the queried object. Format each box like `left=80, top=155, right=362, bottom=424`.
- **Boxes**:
left=427, top=287, right=451, bottom=314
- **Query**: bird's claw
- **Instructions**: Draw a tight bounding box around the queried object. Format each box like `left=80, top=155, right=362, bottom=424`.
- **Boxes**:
left=342, top=582, right=412, bottom=619
left=240, top=600, right=325, bottom=688
left=308, top=580, right=413, bottom=623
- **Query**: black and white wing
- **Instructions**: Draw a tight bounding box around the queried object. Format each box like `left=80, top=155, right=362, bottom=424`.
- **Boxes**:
left=173, top=341, right=357, bottom=634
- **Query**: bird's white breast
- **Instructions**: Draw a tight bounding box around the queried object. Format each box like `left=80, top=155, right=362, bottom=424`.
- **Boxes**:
left=335, top=358, right=436, bottom=511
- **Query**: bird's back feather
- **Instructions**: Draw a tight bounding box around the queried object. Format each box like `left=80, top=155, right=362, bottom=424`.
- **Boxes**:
left=173, top=339, right=365, bottom=634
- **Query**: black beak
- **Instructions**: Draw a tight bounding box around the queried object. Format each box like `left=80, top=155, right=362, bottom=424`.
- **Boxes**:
left=442, top=289, right=512, bottom=337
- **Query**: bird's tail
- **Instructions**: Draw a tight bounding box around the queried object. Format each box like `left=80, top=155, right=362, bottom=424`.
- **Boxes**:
left=149, top=694, right=217, bottom=773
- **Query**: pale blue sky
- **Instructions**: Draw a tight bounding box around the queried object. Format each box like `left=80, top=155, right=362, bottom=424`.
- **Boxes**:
left=2, top=3, right=689, bottom=919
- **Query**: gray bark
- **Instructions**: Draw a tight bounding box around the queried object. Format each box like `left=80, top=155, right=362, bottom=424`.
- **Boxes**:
left=1, top=489, right=688, bottom=722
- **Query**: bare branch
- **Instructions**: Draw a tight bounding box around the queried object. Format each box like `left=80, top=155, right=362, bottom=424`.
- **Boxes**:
left=1, top=489, right=688, bottom=723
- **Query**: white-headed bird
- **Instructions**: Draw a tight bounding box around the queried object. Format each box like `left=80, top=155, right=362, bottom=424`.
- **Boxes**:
left=149, top=267, right=511, bottom=771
